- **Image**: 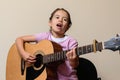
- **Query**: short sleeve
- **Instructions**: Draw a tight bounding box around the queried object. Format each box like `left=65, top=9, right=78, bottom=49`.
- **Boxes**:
left=34, top=32, right=50, bottom=42
left=68, top=38, right=78, bottom=50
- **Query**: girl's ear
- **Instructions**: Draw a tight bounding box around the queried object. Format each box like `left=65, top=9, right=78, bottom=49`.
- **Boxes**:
left=65, top=26, right=70, bottom=32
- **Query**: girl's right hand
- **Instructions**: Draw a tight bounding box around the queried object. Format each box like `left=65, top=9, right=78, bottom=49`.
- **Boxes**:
left=22, top=52, right=36, bottom=64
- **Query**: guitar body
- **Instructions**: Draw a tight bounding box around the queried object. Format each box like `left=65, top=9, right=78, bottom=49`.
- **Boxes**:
left=6, top=40, right=62, bottom=80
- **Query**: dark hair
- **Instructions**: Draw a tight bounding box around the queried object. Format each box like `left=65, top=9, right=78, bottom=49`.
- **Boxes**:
left=49, top=8, right=72, bottom=27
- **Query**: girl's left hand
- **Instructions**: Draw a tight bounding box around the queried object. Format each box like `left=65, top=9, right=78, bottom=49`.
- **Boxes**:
left=66, top=48, right=79, bottom=68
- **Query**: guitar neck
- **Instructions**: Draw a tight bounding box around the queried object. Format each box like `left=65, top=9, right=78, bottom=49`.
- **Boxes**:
left=77, top=42, right=103, bottom=55
left=43, top=42, right=103, bottom=64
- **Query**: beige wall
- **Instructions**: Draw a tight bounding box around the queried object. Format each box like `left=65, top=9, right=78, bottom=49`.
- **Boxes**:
left=0, top=0, right=120, bottom=80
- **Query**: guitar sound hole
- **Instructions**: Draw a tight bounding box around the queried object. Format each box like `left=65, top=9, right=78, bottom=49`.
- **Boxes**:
left=34, top=54, right=43, bottom=68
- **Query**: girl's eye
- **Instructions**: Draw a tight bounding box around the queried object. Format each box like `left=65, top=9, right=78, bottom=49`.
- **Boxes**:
left=63, top=18, right=68, bottom=22
left=56, top=16, right=59, bottom=19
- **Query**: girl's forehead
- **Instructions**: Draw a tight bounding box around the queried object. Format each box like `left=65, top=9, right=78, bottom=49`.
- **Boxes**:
left=54, top=10, right=68, bottom=17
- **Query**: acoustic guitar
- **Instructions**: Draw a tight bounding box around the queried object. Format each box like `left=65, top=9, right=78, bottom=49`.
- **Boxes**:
left=6, top=35, right=120, bottom=80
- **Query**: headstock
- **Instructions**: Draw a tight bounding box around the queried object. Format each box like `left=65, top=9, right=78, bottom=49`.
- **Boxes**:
left=104, top=34, right=120, bottom=51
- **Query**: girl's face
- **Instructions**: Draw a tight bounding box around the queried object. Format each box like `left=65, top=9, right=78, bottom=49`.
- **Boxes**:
left=49, top=10, right=69, bottom=37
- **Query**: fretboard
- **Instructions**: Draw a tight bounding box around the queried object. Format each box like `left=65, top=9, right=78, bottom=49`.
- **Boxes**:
left=43, top=42, right=103, bottom=64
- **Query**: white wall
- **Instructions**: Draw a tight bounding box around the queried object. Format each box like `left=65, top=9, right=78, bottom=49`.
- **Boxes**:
left=0, top=0, right=120, bottom=80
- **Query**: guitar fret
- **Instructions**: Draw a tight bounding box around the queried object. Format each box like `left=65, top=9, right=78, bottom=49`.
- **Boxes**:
left=83, top=46, right=86, bottom=54
left=87, top=45, right=93, bottom=53
left=86, top=45, right=89, bottom=53
left=49, top=54, right=52, bottom=62
left=58, top=52, right=60, bottom=60
left=76, top=47, right=80, bottom=55
left=86, top=45, right=88, bottom=53
left=54, top=53, right=56, bottom=61
left=78, top=47, right=83, bottom=55
left=51, top=54, right=54, bottom=62
left=60, top=52, right=62, bottom=60
left=91, top=45, right=94, bottom=52
left=81, top=47, right=83, bottom=54
left=61, top=51, right=64, bottom=60
left=55, top=52, right=58, bottom=61
left=77, top=47, right=82, bottom=55
left=45, top=55, right=50, bottom=63
left=63, top=51, right=67, bottom=59
left=58, top=52, right=61, bottom=60
left=48, top=55, right=51, bottom=62
left=91, top=44, right=94, bottom=52
left=45, top=56, right=47, bottom=63
left=48, top=55, right=50, bottom=62
left=57, top=52, right=60, bottom=61
left=56, top=52, right=58, bottom=61
left=49, top=55, right=52, bottom=62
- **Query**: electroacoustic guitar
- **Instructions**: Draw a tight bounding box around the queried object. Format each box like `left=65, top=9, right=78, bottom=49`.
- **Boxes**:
left=6, top=35, right=120, bottom=80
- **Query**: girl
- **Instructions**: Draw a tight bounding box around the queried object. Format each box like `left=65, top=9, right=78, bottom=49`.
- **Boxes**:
left=15, top=8, right=79, bottom=80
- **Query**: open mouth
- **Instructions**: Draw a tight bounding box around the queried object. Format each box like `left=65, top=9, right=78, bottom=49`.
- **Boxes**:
left=56, top=23, right=62, bottom=28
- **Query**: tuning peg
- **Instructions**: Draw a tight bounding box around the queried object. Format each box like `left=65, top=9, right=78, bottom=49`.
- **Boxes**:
left=116, top=34, right=120, bottom=37
left=116, top=35, right=120, bottom=51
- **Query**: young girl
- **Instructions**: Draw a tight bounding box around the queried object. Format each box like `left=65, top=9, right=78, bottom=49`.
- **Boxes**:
left=15, top=8, right=79, bottom=80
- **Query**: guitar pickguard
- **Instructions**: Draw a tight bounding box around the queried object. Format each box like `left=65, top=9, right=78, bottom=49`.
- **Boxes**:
left=26, top=65, right=45, bottom=80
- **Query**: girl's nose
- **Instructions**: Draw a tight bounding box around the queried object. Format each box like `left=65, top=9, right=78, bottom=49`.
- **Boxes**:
left=58, top=18, right=63, bottom=22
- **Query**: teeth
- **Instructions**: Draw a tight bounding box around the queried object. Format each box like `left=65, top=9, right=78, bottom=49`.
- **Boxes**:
left=57, top=24, right=62, bottom=27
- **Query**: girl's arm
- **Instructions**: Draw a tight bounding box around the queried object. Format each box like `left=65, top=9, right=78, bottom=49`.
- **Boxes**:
left=15, top=35, right=37, bottom=64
